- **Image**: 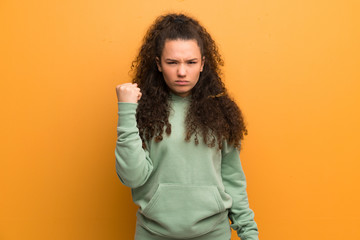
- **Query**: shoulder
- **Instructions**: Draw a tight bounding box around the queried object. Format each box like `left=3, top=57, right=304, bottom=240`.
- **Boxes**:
left=221, top=140, right=241, bottom=156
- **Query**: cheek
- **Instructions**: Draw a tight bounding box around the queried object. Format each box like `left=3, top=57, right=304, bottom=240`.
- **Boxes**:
left=162, top=68, right=175, bottom=80
left=192, top=69, right=201, bottom=81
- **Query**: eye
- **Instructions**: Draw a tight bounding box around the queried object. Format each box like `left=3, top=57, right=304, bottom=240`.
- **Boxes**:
left=188, top=61, right=197, bottom=64
left=166, top=61, right=177, bottom=65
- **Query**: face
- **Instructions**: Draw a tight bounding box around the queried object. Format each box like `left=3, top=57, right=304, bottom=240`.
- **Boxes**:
left=156, top=39, right=205, bottom=97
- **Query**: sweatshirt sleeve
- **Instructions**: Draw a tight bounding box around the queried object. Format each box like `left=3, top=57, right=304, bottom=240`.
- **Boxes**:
left=115, top=102, right=153, bottom=188
left=221, top=143, right=259, bottom=240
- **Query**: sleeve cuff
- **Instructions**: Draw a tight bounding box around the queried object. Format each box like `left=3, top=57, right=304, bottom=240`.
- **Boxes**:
left=118, top=102, right=138, bottom=113
left=117, top=102, right=138, bottom=128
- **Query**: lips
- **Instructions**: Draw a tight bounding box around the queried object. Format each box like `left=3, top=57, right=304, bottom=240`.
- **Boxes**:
left=175, top=80, right=189, bottom=86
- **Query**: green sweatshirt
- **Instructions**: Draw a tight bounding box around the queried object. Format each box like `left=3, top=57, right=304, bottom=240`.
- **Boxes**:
left=115, top=93, right=259, bottom=240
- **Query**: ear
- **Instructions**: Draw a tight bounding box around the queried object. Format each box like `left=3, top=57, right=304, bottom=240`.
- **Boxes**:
left=155, top=57, right=162, bottom=72
left=200, top=56, right=205, bottom=72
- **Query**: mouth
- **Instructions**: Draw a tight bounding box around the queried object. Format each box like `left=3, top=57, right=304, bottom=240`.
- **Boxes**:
left=175, top=80, right=189, bottom=86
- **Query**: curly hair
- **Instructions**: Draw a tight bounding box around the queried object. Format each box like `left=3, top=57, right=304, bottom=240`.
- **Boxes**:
left=131, top=13, right=247, bottom=149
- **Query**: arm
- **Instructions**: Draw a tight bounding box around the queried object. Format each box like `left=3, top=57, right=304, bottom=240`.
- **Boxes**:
left=221, top=143, right=259, bottom=240
left=115, top=102, right=153, bottom=188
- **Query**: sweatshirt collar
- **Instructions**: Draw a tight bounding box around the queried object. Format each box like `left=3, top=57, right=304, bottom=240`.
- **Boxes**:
left=170, top=92, right=191, bottom=102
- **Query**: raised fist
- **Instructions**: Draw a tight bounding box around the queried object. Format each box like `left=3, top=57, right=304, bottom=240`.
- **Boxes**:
left=116, top=83, right=142, bottom=103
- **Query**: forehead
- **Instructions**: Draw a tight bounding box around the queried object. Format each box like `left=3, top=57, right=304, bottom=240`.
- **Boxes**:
left=161, top=39, right=201, bottom=59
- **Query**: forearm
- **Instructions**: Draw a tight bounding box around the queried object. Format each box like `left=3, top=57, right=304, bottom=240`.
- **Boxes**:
left=221, top=144, right=259, bottom=240
left=115, top=102, right=153, bottom=188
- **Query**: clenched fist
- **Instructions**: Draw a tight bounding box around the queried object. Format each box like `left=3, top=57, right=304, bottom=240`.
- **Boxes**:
left=116, top=83, right=142, bottom=103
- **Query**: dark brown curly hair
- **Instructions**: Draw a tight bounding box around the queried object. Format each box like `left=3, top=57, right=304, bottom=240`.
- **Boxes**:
left=131, top=13, right=247, bottom=149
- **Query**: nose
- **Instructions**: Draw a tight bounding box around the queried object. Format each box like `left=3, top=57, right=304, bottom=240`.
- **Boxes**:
left=177, top=63, right=186, bottom=77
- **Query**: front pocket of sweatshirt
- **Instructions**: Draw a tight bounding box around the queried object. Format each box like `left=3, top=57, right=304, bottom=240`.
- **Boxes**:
left=140, top=183, right=226, bottom=239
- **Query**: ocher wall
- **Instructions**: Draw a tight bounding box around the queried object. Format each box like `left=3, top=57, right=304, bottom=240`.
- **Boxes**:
left=1, top=0, right=359, bottom=239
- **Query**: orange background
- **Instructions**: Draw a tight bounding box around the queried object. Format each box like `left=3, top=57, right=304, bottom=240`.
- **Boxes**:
left=1, top=0, right=359, bottom=239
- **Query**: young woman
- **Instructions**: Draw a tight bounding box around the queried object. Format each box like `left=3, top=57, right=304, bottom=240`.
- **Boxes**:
left=115, top=13, right=259, bottom=240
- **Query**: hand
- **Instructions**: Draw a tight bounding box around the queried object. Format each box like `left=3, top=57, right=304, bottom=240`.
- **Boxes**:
left=116, top=83, right=142, bottom=103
